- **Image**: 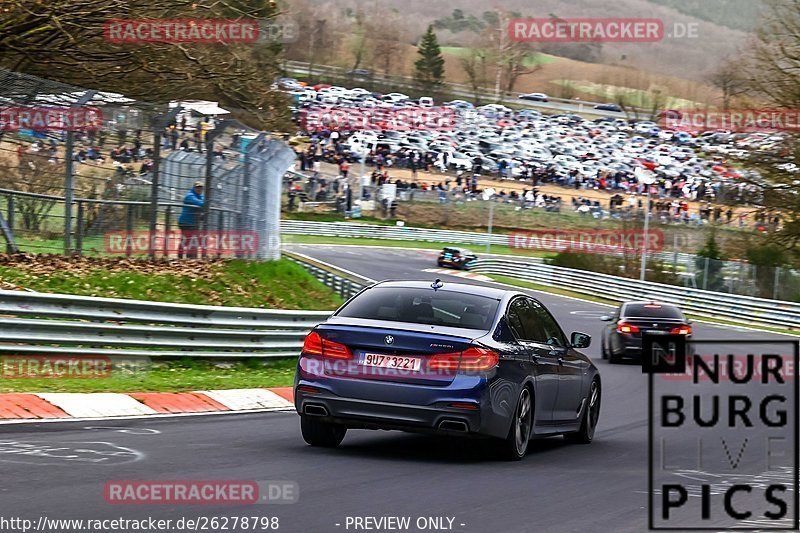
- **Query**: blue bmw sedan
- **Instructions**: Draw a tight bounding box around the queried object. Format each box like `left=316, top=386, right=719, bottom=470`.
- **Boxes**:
left=294, top=280, right=601, bottom=460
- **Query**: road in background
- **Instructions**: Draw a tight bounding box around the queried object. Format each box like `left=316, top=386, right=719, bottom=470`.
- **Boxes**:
left=0, top=244, right=791, bottom=533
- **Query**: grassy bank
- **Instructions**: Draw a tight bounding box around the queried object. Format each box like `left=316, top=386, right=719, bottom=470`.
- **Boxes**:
left=0, top=255, right=342, bottom=309
left=0, top=255, right=342, bottom=393
left=0, top=358, right=298, bottom=393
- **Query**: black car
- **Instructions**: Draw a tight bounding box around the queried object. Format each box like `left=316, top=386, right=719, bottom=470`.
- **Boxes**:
left=294, top=280, right=600, bottom=460
left=594, top=103, right=623, bottom=112
left=437, top=247, right=477, bottom=270
left=347, top=69, right=371, bottom=78
left=600, top=301, right=692, bottom=364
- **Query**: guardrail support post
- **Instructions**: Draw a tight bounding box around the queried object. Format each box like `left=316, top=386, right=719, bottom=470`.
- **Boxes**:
left=125, top=205, right=134, bottom=257
left=164, top=206, right=172, bottom=258
left=5, top=194, right=14, bottom=254
left=75, top=201, right=84, bottom=256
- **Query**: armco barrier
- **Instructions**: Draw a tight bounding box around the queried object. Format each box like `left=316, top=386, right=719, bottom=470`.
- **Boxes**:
left=468, top=258, right=800, bottom=331
left=0, top=290, right=331, bottom=358
left=284, top=250, right=371, bottom=300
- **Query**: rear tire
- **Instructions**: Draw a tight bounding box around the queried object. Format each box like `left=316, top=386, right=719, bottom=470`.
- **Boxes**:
left=601, top=339, right=609, bottom=360
left=565, top=379, right=600, bottom=444
left=300, top=415, right=346, bottom=448
left=498, top=387, right=533, bottom=461
left=608, top=344, right=622, bottom=364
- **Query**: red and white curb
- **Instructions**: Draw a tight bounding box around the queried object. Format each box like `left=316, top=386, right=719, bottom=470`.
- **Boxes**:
left=0, top=387, right=295, bottom=422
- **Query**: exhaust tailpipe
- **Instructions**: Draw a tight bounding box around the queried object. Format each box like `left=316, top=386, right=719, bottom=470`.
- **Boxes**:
left=438, top=419, right=469, bottom=432
left=304, top=404, right=329, bottom=417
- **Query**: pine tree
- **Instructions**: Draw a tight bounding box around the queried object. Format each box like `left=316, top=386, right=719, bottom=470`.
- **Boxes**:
left=414, top=25, right=445, bottom=92
left=695, top=231, right=726, bottom=292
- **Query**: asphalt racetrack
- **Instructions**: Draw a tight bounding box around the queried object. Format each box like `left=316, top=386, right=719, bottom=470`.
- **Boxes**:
left=1, top=245, right=795, bottom=533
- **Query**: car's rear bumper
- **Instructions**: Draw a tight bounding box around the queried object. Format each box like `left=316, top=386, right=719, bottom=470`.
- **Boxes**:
left=296, top=389, right=484, bottom=435
left=293, top=376, right=515, bottom=439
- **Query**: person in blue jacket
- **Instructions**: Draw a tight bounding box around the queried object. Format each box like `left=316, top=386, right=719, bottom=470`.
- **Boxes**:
left=178, top=181, right=204, bottom=258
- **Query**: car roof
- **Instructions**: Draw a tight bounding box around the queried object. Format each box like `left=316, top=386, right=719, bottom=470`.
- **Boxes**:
left=372, top=280, right=510, bottom=300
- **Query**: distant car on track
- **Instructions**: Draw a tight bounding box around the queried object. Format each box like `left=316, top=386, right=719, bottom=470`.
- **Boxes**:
left=600, top=301, right=692, bottom=364
left=437, top=247, right=477, bottom=270
left=294, top=280, right=601, bottom=460
left=519, top=92, right=549, bottom=102
left=594, top=103, right=623, bottom=112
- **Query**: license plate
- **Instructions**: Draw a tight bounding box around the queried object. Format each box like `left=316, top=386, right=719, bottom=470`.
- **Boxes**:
left=643, top=330, right=668, bottom=335
left=363, top=353, right=422, bottom=371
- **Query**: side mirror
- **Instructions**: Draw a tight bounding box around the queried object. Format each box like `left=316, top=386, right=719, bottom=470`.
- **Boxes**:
left=599, top=315, right=613, bottom=322
left=571, top=332, right=591, bottom=349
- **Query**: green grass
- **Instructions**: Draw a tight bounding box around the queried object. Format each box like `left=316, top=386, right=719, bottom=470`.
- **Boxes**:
left=441, top=46, right=559, bottom=66
left=0, top=357, right=298, bottom=393
left=550, top=80, right=704, bottom=109
left=0, top=256, right=341, bottom=393
left=0, top=258, right=343, bottom=309
left=487, top=274, right=618, bottom=305
left=283, top=234, right=554, bottom=259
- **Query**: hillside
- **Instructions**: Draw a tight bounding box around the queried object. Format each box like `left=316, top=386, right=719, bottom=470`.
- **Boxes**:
left=296, top=0, right=762, bottom=83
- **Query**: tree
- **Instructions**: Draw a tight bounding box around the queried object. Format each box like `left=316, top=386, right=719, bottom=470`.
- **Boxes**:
left=734, top=0, right=800, bottom=256
left=480, top=10, right=542, bottom=99
left=349, top=10, right=369, bottom=71
left=460, top=46, right=490, bottom=103
left=708, top=58, right=746, bottom=110
left=0, top=0, right=290, bottom=130
left=414, top=25, right=445, bottom=92
left=695, top=232, right=727, bottom=292
left=368, top=11, right=406, bottom=76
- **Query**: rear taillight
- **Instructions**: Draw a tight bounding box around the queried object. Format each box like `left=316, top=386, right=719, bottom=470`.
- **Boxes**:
left=429, top=347, right=499, bottom=373
left=670, top=325, right=692, bottom=335
left=302, top=331, right=353, bottom=359
left=617, top=322, right=640, bottom=334
left=302, top=331, right=323, bottom=355
left=428, top=352, right=460, bottom=371
left=460, top=347, right=500, bottom=371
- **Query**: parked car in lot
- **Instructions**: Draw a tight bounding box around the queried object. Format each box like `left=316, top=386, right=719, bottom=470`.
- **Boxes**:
left=600, top=301, right=692, bottom=364
left=294, top=280, right=600, bottom=459
left=519, top=92, right=549, bottom=102
left=437, top=247, right=478, bottom=270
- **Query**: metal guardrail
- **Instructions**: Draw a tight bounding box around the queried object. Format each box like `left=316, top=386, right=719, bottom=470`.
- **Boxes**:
left=0, top=289, right=331, bottom=358
left=280, top=220, right=693, bottom=265
left=284, top=250, right=370, bottom=300
left=468, top=258, right=800, bottom=331
left=284, top=60, right=651, bottom=118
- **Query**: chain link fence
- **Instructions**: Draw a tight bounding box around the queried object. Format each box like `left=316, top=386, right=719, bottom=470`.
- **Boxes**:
left=0, top=67, right=294, bottom=260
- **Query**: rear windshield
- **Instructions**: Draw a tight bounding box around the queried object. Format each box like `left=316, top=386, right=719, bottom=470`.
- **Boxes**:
left=336, top=287, right=499, bottom=330
left=624, top=304, right=684, bottom=319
